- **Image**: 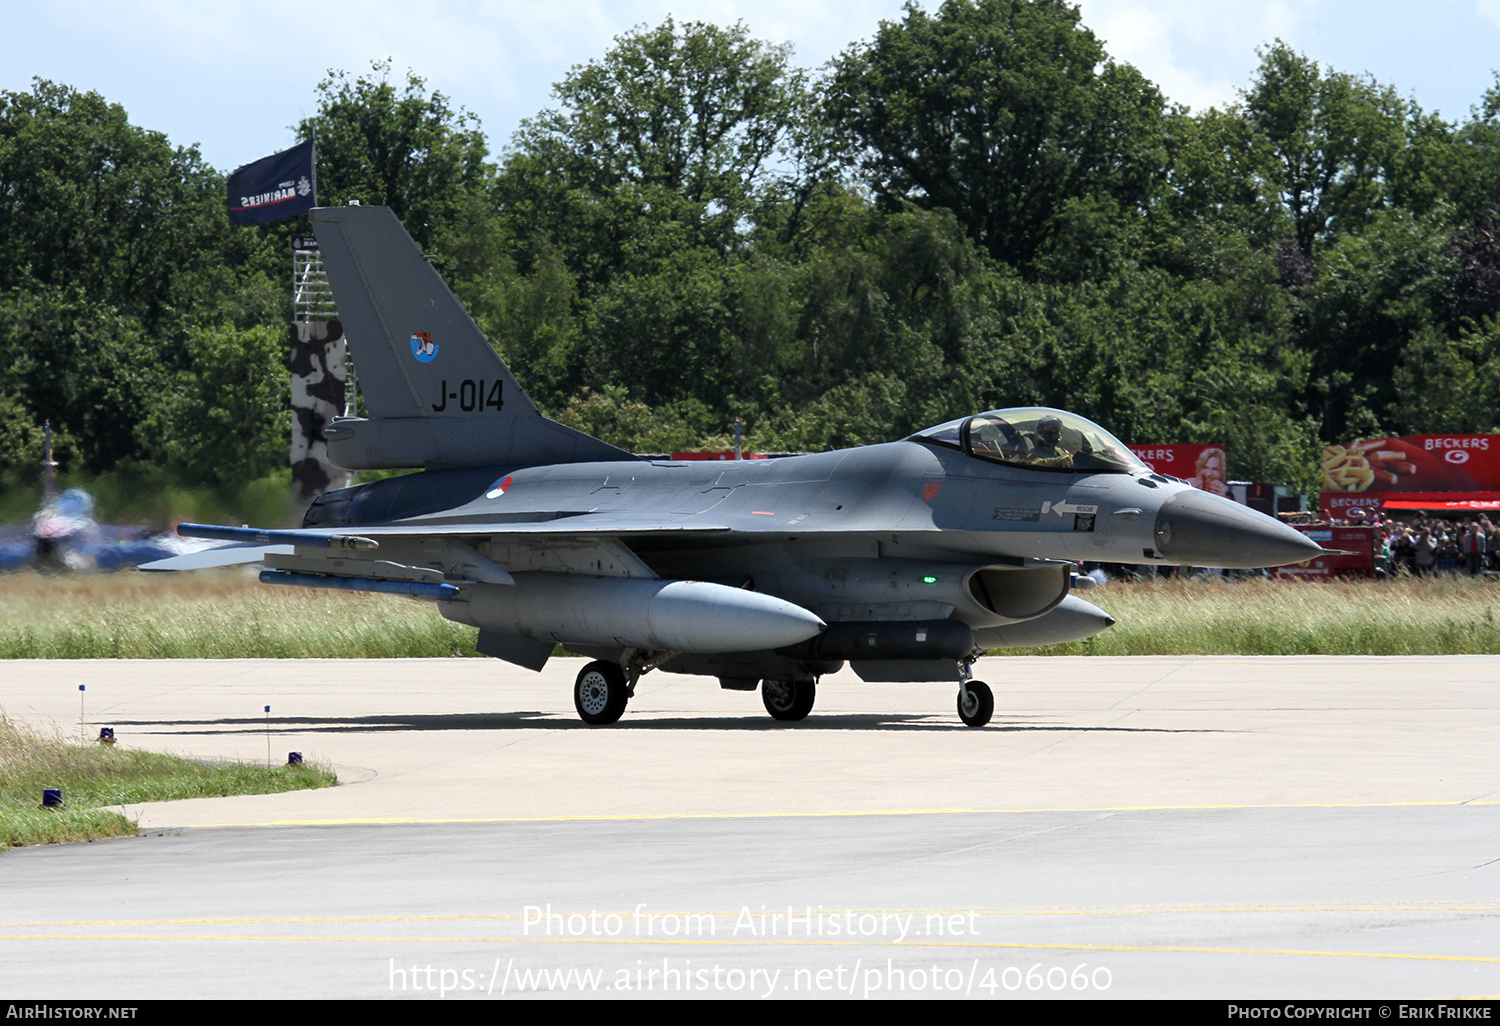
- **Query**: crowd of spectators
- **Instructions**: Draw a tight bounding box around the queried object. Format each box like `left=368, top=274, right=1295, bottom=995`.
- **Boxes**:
left=1330, top=509, right=1497, bottom=577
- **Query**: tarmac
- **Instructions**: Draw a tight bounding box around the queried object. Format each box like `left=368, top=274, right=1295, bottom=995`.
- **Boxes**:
left=1, top=655, right=1497, bottom=999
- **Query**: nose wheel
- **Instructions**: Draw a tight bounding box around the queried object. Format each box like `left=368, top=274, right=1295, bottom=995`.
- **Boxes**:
left=574, top=661, right=629, bottom=725
left=762, top=678, right=816, bottom=721
left=957, top=680, right=993, bottom=728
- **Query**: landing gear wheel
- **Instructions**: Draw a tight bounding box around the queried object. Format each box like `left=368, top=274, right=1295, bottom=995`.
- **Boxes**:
left=762, top=678, right=815, bottom=722
left=957, top=681, right=994, bottom=728
left=574, top=661, right=628, bottom=725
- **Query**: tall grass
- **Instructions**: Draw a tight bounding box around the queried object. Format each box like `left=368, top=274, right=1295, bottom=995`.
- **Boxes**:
left=0, top=570, right=477, bottom=658
left=0, top=569, right=1495, bottom=658
left=1003, top=574, right=1500, bottom=656
left=0, top=714, right=336, bottom=846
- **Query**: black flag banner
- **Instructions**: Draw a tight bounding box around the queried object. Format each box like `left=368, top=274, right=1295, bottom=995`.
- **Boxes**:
left=227, top=139, right=316, bottom=225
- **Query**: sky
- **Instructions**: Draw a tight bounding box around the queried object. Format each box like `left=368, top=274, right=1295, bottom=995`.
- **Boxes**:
left=3, top=1, right=1499, bottom=173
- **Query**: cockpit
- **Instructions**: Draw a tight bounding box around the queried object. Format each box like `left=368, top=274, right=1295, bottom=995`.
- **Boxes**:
left=910, top=408, right=1146, bottom=475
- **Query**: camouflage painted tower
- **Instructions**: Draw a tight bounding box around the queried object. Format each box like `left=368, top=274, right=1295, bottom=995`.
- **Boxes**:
left=289, top=234, right=349, bottom=509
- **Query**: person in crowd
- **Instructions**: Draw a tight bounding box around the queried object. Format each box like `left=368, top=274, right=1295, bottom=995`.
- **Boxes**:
left=1390, top=528, right=1416, bottom=575
left=1414, top=529, right=1438, bottom=576
left=1465, top=520, right=1490, bottom=576
left=1436, top=532, right=1460, bottom=574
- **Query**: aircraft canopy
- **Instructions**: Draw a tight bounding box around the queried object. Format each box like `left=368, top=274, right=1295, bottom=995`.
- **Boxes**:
left=912, top=408, right=1146, bottom=475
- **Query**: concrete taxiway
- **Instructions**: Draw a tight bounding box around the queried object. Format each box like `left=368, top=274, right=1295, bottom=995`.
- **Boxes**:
left=1, top=656, right=1497, bottom=999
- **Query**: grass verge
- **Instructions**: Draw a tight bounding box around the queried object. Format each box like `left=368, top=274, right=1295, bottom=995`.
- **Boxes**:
left=0, top=714, right=337, bottom=847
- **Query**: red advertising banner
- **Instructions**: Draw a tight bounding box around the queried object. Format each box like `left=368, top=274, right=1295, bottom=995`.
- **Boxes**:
left=1320, top=434, right=1500, bottom=514
left=1271, top=526, right=1375, bottom=580
left=1127, top=443, right=1227, bottom=494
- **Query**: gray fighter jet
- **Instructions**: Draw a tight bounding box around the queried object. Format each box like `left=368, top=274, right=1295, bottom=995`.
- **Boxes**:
left=143, top=206, right=1325, bottom=727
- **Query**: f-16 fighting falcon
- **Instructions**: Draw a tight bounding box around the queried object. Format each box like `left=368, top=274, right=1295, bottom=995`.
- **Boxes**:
left=0, top=423, right=191, bottom=573
left=143, top=206, right=1326, bottom=728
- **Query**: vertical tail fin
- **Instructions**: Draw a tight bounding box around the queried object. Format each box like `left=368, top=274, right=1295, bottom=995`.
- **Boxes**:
left=311, top=205, right=632, bottom=470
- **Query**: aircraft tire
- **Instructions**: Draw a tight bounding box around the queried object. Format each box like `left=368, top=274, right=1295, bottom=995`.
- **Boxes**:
left=957, top=681, right=994, bottom=728
left=574, top=661, right=628, bottom=725
left=762, top=678, right=815, bottom=722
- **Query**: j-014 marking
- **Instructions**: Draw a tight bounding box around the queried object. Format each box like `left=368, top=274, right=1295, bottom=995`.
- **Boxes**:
left=432, top=379, right=503, bottom=413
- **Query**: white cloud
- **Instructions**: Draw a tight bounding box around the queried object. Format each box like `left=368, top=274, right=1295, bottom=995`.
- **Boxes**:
left=1478, top=0, right=1500, bottom=32
left=1076, top=0, right=1314, bottom=111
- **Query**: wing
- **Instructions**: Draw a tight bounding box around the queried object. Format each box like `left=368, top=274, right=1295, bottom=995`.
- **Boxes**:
left=141, top=518, right=733, bottom=582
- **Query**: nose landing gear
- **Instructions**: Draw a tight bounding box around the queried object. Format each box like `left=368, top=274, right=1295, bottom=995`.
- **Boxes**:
left=957, top=680, right=993, bottom=727
left=956, top=653, right=993, bottom=727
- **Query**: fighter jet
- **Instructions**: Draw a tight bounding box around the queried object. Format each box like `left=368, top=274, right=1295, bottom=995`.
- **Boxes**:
left=0, top=424, right=190, bottom=572
left=143, top=206, right=1325, bottom=727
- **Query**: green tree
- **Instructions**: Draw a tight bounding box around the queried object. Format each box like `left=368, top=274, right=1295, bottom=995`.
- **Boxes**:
left=138, top=324, right=289, bottom=486
left=1445, top=76, right=1500, bottom=218
left=1389, top=320, right=1500, bottom=435
left=0, top=285, right=162, bottom=472
left=1452, top=207, right=1500, bottom=321
left=490, top=19, right=812, bottom=413
left=825, top=0, right=1168, bottom=274
left=1297, top=207, right=1458, bottom=438
left=1154, top=107, right=1287, bottom=263
left=1240, top=42, right=1410, bottom=256
left=0, top=79, right=240, bottom=329
left=298, top=61, right=490, bottom=250
left=553, top=385, right=726, bottom=453
left=505, top=19, right=801, bottom=249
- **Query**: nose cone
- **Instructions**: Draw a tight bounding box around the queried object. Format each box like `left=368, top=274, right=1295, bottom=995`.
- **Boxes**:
left=1152, top=489, right=1326, bottom=568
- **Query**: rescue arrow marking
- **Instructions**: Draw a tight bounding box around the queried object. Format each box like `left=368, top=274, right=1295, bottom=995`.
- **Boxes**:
left=1041, top=501, right=1099, bottom=518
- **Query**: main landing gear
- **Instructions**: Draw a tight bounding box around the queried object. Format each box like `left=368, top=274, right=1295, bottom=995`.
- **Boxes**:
left=573, top=650, right=677, bottom=725
left=761, top=678, right=816, bottom=722
left=574, top=661, right=629, bottom=725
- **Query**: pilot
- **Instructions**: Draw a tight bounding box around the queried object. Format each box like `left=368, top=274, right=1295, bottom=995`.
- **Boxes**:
left=1025, top=415, right=1075, bottom=469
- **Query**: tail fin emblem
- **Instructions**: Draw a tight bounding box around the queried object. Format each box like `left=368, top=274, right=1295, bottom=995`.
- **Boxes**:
left=410, top=331, right=439, bottom=363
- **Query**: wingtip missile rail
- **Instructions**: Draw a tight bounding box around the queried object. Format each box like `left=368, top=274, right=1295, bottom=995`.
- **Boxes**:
left=176, top=523, right=379, bottom=551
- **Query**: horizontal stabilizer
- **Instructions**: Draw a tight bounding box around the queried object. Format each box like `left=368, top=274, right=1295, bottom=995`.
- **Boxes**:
left=139, top=543, right=294, bottom=571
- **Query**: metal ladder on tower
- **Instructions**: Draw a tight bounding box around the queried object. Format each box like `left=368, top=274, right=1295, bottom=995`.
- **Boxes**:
left=292, top=244, right=357, bottom=416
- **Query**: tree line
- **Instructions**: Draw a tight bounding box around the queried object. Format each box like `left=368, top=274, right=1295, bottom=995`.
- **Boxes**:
left=3, top=0, right=1499, bottom=500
